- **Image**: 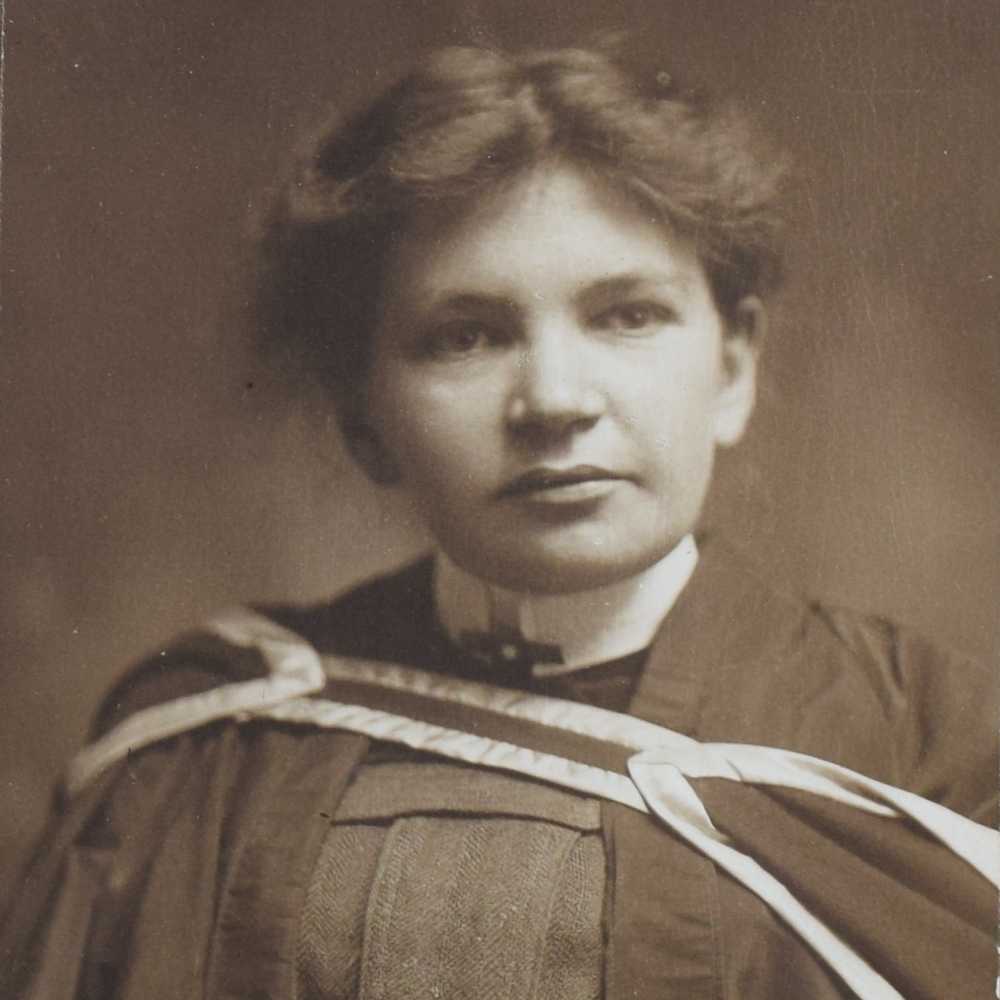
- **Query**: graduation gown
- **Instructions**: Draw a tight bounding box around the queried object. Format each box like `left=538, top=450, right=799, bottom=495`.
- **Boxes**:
left=1, top=543, right=996, bottom=999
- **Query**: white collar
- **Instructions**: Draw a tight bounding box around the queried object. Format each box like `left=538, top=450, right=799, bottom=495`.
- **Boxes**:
left=434, top=535, right=699, bottom=676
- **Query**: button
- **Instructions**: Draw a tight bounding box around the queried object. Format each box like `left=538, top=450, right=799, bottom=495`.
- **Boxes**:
left=499, top=643, right=520, bottom=662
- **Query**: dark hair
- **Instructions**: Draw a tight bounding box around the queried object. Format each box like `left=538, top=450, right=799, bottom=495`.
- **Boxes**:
left=253, top=45, right=786, bottom=422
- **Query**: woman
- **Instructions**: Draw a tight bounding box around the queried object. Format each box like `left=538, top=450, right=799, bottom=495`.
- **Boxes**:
left=1, top=44, right=996, bottom=1000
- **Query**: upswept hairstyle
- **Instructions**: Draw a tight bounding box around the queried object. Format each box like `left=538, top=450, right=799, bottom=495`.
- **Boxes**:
left=253, top=45, right=786, bottom=421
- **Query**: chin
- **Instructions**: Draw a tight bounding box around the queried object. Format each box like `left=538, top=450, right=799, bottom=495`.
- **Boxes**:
left=461, top=537, right=681, bottom=596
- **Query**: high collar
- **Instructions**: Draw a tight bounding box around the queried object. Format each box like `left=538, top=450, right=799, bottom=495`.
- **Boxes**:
left=433, top=536, right=699, bottom=675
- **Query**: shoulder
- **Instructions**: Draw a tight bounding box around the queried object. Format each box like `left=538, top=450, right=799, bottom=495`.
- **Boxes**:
left=92, top=557, right=435, bottom=741
left=806, top=600, right=994, bottom=722
left=63, top=594, right=394, bottom=812
left=656, top=540, right=997, bottom=820
left=73, top=559, right=435, bottom=795
left=813, top=603, right=997, bottom=822
left=677, top=537, right=992, bottom=714
left=90, top=619, right=273, bottom=740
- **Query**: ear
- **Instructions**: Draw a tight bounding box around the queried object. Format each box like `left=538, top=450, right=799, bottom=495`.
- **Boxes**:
left=341, top=404, right=403, bottom=486
left=713, top=295, right=765, bottom=447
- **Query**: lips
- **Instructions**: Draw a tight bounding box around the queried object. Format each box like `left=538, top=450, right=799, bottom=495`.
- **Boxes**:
left=496, top=465, right=625, bottom=499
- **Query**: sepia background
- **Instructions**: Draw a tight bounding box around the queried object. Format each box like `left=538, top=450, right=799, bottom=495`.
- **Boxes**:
left=2, top=0, right=997, bottom=909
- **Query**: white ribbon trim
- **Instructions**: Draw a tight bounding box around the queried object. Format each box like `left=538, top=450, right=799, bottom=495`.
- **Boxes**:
left=263, top=696, right=648, bottom=812
left=627, top=757, right=907, bottom=1000
left=321, top=655, right=999, bottom=885
left=66, top=609, right=326, bottom=796
left=324, top=655, right=699, bottom=754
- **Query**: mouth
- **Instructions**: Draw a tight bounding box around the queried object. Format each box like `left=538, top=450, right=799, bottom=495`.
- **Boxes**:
left=496, top=465, right=627, bottom=502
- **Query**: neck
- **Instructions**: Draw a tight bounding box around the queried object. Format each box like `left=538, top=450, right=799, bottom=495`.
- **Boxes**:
left=434, top=536, right=699, bottom=675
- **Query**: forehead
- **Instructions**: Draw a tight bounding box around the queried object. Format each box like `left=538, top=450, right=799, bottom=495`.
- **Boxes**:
left=381, top=164, right=706, bottom=310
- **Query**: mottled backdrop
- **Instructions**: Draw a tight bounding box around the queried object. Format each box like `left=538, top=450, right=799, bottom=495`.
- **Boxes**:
left=2, top=0, right=998, bottom=907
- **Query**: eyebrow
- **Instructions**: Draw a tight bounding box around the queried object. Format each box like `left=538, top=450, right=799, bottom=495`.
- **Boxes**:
left=420, top=272, right=691, bottom=313
left=579, top=272, right=692, bottom=299
left=425, top=293, right=516, bottom=314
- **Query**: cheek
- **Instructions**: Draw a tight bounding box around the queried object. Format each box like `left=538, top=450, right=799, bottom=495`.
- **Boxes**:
left=625, top=351, right=722, bottom=455
left=369, top=373, right=499, bottom=491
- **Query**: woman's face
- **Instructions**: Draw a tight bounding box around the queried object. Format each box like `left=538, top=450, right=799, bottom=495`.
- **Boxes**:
left=362, top=164, right=760, bottom=594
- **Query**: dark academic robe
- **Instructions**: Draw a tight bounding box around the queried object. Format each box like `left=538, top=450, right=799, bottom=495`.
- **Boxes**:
left=1, top=543, right=996, bottom=1000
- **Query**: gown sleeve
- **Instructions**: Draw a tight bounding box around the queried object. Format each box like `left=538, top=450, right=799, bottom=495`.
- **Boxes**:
left=0, top=643, right=367, bottom=1000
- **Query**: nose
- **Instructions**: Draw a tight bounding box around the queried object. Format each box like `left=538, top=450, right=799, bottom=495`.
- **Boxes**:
left=505, top=319, right=605, bottom=440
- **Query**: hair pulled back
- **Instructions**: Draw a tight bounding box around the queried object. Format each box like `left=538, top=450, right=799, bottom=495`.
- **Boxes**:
left=254, top=45, right=786, bottom=419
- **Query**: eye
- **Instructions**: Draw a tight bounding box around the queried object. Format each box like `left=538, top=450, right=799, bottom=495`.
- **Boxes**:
left=419, top=321, right=507, bottom=360
left=592, top=301, right=679, bottom=333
